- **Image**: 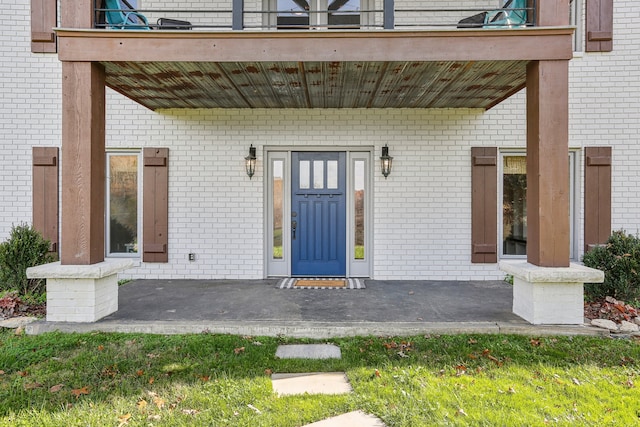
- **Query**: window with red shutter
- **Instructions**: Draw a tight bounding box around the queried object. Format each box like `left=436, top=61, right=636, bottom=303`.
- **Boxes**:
left=32, top=147, right=59, bottom=254
left=471, top=147, right=498, bottom=263
left=584, top=147, right=612, bottom=252
left=143, top=148, right=169, bottom=263
left=31, top=0, right=57, bottom=53
left=586, top=0, right=613, bottom=52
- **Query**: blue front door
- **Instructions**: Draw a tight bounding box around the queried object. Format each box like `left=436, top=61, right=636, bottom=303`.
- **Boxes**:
left=291, top=152, right=346, bottom=276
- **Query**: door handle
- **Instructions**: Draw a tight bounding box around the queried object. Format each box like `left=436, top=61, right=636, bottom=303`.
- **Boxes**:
left=292, top=220, right=297, bottom=239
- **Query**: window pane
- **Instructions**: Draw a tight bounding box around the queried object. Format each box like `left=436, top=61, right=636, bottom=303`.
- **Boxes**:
left=354, top=160, right=365, bottom=259
left=313, top=160, right=324, bottom=189
left=277, top=0, right=309, bottom=28
left=327, top=160, right=338, bottom=189
left=299, top=160, right=310, bottom=189
left=109, top=155, right=138, bottom=254
left=503, top=156, right=527, bottom=255
left=328, top=0, right=360, bottom=28
left=273, top=160, right=284, bottom=260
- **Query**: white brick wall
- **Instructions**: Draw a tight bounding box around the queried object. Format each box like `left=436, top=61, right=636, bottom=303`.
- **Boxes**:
left=2, top=1, right=639, bottom=282
left=0, top=0, right=61, bottom=241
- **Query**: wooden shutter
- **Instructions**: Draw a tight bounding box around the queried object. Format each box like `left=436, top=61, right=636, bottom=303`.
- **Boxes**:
left=584, top=147, right=611, bottom=252
left=586, top=0, right=613, bottom=52
left=143, top=148, right=169, bottom=263
left=471, top=147, right=498, bottom=263
left=31, top=0, right=57, bottom=53
left=32, top=147, right=59, bottom=254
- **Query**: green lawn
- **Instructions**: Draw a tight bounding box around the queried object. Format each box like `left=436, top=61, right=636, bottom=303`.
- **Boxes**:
left=0, top=331, right=638, bottom=426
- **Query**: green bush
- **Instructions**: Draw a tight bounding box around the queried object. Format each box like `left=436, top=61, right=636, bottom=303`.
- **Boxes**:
left=0, top=224, right=56, bottom=297
left=582, top=230, right=640, bottom=303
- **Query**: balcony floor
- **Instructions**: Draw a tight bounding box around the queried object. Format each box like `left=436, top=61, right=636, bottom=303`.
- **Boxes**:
left=57, top=28, right=574, bottom=110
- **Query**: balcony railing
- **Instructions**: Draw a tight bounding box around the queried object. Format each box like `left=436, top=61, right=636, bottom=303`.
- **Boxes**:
left=94, top=1, right=536, bottom=31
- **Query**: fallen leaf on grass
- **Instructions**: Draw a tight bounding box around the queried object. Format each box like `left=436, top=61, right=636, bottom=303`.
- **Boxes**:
left=468, top=338, right=478, bottom=344
left=264, top=369, right=273, bottom=376
left=375, top=369, right=381, bottom=378
left=148, top=377, right=155, bottom=385
left=234, top=347, right=245, bottom=355
left=626, top=378, right=634, bottom=388
left=137, top=399, right=148, bottom=411
left=199, top=375, right=210, bottom=382
left=247, top=404, right=261, bottom=414
left=97, top=345, right=104, bottom=351
left=572, top=378, right=581, bottom=386
left=71, top=386, right=90, bottom=398
left=456, top=408, right=468, bottom=417
left=397, top=351, right=409, bottom=358
left=0, top=370, right=5, bottom=375
left=182, top=409, right=200, bottom=416
left=24, top=382, right=43, bottom=390
left=153, top=396, right=166, bottom=409
left=530, top=338, right=542, bottom=347
left=136, top=369, right=144, bottom=377
left=117, top=413, right=131, bottom=426
left=18, top=371, right=28, bottom=377
left=49, top=384, right=64, bottom=393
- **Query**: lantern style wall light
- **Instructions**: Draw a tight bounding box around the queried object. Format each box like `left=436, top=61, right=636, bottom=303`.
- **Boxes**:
left=245, top=145, right=257, bottom=179
left=380, top=144, right=393, bottom=179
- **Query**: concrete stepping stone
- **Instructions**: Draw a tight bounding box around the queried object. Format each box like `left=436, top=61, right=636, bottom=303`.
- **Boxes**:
left=302, top=410, right=386, bottom=427
left=0, top=316, right=37, bottom=329
left=271, top=372, right=352, bottom=396
left=276, top=344, right=341, bottom=359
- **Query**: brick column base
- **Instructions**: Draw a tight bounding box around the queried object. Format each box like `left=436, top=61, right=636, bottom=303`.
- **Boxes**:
left=500, top=262, right=604, bottom=325
left=27, top=260, right=133, bottom=322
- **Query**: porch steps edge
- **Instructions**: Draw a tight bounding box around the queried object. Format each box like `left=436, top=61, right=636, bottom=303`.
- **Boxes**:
left=25, top=320, right=607, bottom=338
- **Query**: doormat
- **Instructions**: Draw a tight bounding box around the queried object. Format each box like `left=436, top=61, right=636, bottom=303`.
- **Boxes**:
left=278, top=278, right=365, bottom=290
left=296, top=279, right=345, bottom=288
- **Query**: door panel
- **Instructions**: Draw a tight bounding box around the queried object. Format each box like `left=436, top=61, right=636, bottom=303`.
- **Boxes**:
left=292, top=152, right=346, bottom=276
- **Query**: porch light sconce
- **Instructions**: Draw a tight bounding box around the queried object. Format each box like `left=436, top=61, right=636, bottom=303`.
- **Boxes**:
left=245, top=144, right=257, bottom=179
left=380, top=144, right=393, bottom=179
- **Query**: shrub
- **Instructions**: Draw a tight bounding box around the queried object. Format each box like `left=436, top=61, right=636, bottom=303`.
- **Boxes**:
left=582, top=230, right=640, bottom=303
left=0, top=224, right=56, bottom=297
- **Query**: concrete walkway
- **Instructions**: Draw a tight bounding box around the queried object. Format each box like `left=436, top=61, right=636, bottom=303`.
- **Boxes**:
left=26, top=279, right=605, bottom=337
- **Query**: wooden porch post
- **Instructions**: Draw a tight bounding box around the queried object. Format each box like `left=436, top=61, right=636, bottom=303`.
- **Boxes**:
left=61, top=61, right=106, bottom=265
left=525, top=0, right=571, bottom=267
left=526, top=60, right=570, bottom=268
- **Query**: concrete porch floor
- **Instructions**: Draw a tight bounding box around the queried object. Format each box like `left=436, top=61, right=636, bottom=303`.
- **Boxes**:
left=26, top=279, right=604, bottom=337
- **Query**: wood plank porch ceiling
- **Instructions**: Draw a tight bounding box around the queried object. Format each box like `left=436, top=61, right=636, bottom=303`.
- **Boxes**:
left=101, top=59, right=527, bottom=110
left=57, top=28, right=575, bottom=110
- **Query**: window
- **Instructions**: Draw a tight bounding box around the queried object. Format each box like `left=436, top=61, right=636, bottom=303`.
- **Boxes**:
left=500, top=152, right=576, bottom=259
left=269, top=0, right=365, bottom=29
left=353, top=159, right=365, bottom=260
left=272, top=159, right=284, bottom=260
left=570, top=0, right=583, bottom=52
left=106, top=152, right=141, bottom=257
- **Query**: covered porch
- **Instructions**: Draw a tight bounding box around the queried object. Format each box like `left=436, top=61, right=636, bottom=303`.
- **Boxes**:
left=25, top=279, right=607, bottom=337
left=28, top=0, right=607, bottom=326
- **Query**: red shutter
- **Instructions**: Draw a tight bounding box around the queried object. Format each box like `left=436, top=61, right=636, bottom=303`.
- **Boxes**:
left=143, top=148, right=169, bottom=263
left=584, top=147, right=611, bottom=252
left=32, top=147, right=59, bottom=254
left=586, top=0, right=613, bottom=52
left=471, top=147, right=498, bottom=263
left=31, top=0, right=57, bottom=53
